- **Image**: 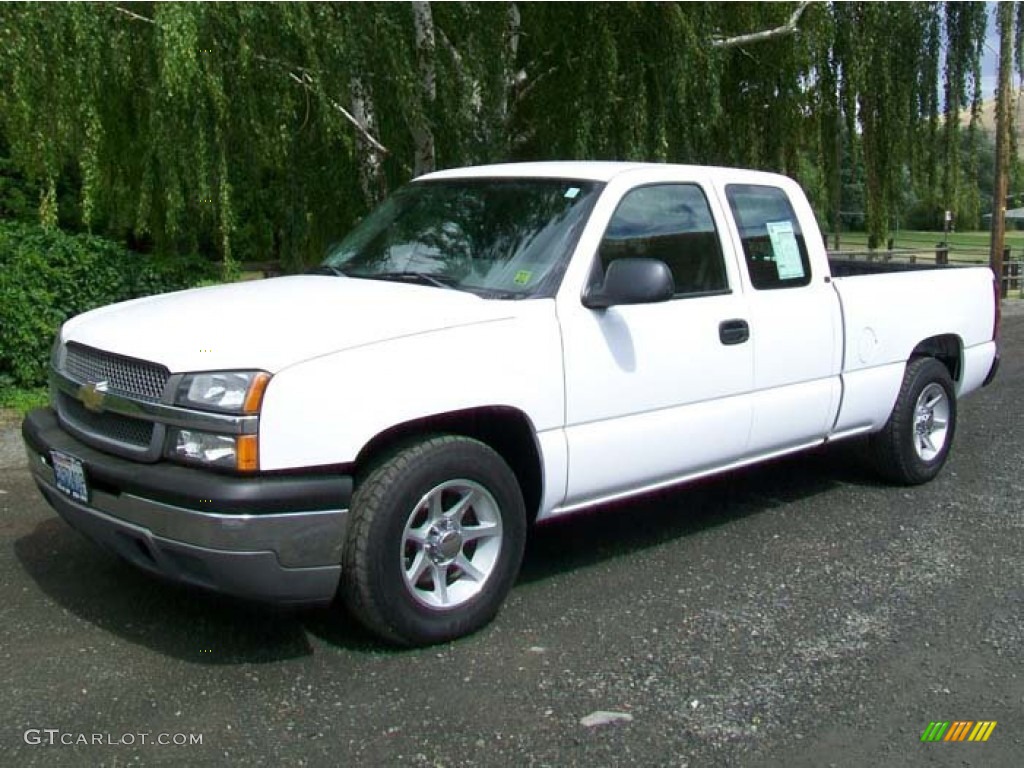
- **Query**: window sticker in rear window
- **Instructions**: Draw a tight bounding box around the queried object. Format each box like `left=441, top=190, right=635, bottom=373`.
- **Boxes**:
left=766, top=220, right=805, bottom=280
left=725, top=184, right=812, bottom=289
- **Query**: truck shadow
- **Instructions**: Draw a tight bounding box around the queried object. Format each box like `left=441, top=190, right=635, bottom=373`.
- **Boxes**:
left=15, top=441, right=885, bottom=659
left=13, top=519, right=328, bottom=663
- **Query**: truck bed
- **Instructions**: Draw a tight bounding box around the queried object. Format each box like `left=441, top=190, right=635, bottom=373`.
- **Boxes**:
left=828, top=257, right=955, bottom=277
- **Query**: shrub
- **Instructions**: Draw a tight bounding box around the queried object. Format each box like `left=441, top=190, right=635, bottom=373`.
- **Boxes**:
left=0, top=221, right=217, bottom=387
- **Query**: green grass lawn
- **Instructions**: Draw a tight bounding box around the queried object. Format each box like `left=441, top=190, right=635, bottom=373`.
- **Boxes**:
left=0, top=386, right=48, bottom=418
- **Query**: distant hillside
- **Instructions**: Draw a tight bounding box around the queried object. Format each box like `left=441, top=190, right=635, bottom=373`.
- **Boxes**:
left=959, top=93, right=1024, bottom=150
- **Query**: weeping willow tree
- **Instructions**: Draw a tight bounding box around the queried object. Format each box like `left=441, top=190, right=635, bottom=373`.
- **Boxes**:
left=2, top=3, right=364, bottom=269
left=0, top=2, right=1003, bottom=266
left=810, top=2, right=989, bottom=246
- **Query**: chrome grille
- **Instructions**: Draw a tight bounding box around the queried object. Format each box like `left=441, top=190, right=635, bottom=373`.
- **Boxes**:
left=58, top=392, right=155, bottom=448
left=63, top=343, right=170, bottom=403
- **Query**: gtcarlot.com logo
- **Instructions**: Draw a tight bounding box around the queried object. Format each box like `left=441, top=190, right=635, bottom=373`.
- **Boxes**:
left=24, top=729, right=203, bottom=746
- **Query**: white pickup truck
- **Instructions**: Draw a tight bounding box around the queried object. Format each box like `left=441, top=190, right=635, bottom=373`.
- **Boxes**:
left=23, top=162, right=1000, bottom=645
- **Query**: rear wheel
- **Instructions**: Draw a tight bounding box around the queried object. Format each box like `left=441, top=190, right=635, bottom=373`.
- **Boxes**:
left=340, top=436, right=526, bottom=646
left=869, top=357, right=957, bottom=485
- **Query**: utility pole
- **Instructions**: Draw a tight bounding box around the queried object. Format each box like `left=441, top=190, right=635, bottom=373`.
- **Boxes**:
left=833, top=121, right=842, bottom=251
left=990, top=2, right=1013, bottom=291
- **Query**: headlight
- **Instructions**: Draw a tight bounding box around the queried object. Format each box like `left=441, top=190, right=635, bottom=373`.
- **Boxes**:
left=168, top=428, right=259, bottom=471
left=175, top=371, right=270, bottom=414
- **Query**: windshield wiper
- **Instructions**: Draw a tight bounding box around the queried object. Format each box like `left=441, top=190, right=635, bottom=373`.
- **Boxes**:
left=307, top=264, right=348, bottom=277
left=355, top=271, right=458, bottom=290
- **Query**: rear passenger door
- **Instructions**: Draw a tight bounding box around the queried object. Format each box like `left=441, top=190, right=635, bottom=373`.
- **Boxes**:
left=723, top=183, right=843, bottom=453
left=559, top=182, right=755, bottom=507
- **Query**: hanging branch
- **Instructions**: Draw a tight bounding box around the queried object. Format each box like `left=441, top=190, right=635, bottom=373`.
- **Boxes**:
left=712, top=1, right=813, bottom=49
left=286, top=71, right=390, bottom=155
left=114, top=6, right=154, bottom=24
left=113, top=5, right=388, bottom=155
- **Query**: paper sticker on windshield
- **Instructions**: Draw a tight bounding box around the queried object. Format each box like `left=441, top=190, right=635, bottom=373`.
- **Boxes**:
left=514, top=270, right=533, bottom=285
left=564, top=187, right=580, bottom=199
left=765, top=220, right=805, bottom=280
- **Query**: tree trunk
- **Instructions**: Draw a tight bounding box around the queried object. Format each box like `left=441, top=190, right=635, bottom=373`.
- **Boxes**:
left=501, top=3, right=521, bottom=127
left=411, top=1, right=437, bottom=176
left=350, top=77, right=386, bottom=205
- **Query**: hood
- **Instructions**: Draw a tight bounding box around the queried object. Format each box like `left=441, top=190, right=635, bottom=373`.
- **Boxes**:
left=62, top=275, right=515, bottom=373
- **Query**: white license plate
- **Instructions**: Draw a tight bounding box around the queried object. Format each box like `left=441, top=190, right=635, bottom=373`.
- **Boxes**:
left=51, top=450, right=89, bottom=503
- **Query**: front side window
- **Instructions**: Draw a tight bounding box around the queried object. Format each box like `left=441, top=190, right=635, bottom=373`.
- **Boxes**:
left=596, top=184, right=729, bottom=298
left=322, top=179, right=601, bottom=298
left=725, top=184, right=811, bottom=289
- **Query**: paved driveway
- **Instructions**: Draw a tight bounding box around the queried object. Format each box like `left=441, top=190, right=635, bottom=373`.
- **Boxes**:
left=1, top=315, right=1021, bottom=767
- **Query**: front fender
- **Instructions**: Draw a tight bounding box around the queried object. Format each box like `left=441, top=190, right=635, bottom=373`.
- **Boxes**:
left=258, top=303, right=564, bottom=471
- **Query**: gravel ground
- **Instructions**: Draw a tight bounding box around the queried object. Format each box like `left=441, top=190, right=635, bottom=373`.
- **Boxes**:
left=0, top=313, right=1021, bottom=767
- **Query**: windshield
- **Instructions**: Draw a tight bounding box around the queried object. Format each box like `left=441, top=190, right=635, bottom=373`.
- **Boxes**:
left=321, top=178, right=601, bottom=298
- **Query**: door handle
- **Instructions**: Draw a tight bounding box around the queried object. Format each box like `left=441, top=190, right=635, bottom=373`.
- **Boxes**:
left=719, top=319, right=750, bottom=345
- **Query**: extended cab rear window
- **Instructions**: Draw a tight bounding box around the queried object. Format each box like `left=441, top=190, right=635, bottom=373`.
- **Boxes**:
left=725, top=184, right=811, bottom=289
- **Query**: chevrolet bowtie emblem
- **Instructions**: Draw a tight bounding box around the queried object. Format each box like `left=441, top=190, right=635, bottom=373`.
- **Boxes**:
left=79, top=380, right=109, bottom=413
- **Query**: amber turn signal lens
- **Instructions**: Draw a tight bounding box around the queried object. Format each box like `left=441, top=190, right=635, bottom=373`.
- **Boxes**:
left=236, top=434, right=259, bottom=471
left=242, top=373, right=272, bottom=414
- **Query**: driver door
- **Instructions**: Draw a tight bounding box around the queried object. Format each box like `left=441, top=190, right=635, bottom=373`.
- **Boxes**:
left=558, top=182, right=755, bottom=508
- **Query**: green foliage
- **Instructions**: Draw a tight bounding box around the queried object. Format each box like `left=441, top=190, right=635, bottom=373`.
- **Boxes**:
left=0, top=2, right=1008, bottom=259
left=0, top=152, right=38, bottom=221
left=0, top=221, right=216, bottom=387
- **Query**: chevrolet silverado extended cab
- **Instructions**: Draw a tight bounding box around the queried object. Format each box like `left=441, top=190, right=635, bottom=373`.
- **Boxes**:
left=23, top=162, right=1000, bottom=645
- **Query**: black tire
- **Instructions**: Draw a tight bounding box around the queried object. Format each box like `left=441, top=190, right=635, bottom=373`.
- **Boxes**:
left=340, top=435, right=526, bottom=646
left=869, top=357, right=957, bottom=485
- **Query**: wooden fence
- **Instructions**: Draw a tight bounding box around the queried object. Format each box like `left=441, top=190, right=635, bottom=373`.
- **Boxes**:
left=827, top=247, right=1023, bottom=299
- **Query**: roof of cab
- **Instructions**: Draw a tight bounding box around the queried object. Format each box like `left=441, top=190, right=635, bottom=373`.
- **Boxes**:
left=416, top=160, right=791, bottom=185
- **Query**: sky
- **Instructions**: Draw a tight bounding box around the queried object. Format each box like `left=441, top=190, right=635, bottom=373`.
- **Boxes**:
left=979, top=3, right=1000, bottom=99
left=977, top=1, right=1023, bottom=100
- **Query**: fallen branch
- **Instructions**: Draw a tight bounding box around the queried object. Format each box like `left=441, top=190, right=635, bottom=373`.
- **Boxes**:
left=712, top=0, right=812, bottom=49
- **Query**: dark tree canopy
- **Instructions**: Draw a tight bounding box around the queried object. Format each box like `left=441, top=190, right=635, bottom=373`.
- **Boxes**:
left=0, top=2, right=1007, bottom=266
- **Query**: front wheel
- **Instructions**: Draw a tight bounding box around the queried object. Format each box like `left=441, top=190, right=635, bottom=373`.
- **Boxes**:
left=869, top=357, right=957, bottom=485
left=340, top=436, right=526, bottom=646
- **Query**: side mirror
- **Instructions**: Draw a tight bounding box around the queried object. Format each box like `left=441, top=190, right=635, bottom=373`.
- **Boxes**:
left=583, top=258, right=675, bottom=309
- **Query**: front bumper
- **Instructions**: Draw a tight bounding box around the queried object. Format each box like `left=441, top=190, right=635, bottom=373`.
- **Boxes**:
left=22, top=408, right=351, bottom=605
